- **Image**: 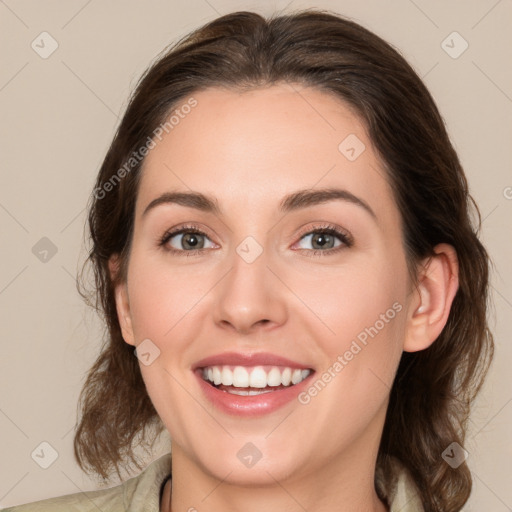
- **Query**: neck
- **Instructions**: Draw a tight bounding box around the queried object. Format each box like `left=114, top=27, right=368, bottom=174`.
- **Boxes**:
left=163, top=418, right=389, bottom=512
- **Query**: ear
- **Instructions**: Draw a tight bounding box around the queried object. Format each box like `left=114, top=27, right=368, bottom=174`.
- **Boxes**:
left=403, top=243, right=459, bottom=353
left=108, top=254, right=135, bottom=346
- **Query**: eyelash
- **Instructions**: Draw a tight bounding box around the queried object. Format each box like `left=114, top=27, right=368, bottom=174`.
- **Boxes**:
left=157, top=223, right=354, bottom=258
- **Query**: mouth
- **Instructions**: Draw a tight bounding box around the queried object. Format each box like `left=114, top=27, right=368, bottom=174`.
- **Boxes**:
left=192, top=352, right=315, bottom=415
left=196, top=364, right=314, bottom=396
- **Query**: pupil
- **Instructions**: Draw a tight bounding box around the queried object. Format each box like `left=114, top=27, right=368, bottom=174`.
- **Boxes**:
left=313, top=233, right=332, bottom=249
left=184, top=233, right=202, bottom=249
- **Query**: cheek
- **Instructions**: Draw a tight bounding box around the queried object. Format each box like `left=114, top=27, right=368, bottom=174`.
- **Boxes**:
left=295, top=274, right=406, bottom=446
left=125, top=254, right=207, bottom=438
left=126, top=253, right=208, bottom=341
left=290, top=255, right=407, bottom=352
left=293, top=254, right=407, bottom=404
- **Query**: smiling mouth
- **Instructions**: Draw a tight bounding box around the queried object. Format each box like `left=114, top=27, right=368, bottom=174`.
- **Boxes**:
left=199, top=364, right=313, bottom=395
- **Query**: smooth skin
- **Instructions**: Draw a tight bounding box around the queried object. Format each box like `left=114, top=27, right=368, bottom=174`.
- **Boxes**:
left=110, top=83, right=459, bottom=512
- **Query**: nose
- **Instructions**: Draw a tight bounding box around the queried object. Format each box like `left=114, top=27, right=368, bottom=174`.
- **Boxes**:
left=212, top=243, right=288, bottom=336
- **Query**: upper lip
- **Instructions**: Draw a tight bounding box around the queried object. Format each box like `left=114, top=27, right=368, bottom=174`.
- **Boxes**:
left=192, top=352, right=314, bottom=371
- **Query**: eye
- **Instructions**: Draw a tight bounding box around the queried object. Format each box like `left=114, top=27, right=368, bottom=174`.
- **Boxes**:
left=293, top=223, right=353, bottom=256
left=158, top=225, right=216, bottom=256
left=158, top=222, right=353, bottom=257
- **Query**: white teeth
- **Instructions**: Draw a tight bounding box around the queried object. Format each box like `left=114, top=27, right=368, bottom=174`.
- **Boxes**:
left=267, top=367, right=282, bottom=387
left=212, top=367, right=222, bottom=385
left=225, top=388, right=275, bottom=396
left=201, top=365, right=312, bottom=388
left=249, top=367, right=267, bottom=388
left=291, top=369, right=303, bottom=384
left=281, top=367, right=292, bottom=386
left=233, top=366, right=250, bottom=387
left=221, top=366, right=233, bottom=386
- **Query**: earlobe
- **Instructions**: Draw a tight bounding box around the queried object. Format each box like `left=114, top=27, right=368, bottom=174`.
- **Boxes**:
left=403, top=243, right=459, bottom=353
left=108, top=255, right=135, bottom=346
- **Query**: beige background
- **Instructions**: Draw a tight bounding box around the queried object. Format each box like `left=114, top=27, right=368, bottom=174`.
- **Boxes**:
left=1, top=0, right=511, bottom=509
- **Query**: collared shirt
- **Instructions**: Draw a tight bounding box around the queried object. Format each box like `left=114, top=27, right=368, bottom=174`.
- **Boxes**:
left=1, top=453, right=424, bottom=511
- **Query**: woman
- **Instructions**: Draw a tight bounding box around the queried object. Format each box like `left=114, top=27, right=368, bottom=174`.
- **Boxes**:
left=2, top=8, right=494, bottom=512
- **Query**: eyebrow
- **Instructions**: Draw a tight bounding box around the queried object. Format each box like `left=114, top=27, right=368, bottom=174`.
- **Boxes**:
left=142, top=187, right=377, bottom=220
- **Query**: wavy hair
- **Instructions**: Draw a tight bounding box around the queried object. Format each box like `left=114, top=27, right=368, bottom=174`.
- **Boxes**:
left=74, top=9, right=494, bottom=511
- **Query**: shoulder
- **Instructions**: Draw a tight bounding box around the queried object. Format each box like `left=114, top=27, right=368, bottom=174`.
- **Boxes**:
left=1, top=453, right=172, bottom=512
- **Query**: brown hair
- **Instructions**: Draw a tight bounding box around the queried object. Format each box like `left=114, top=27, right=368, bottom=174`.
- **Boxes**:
left=75, top=9, right=494, bottom=511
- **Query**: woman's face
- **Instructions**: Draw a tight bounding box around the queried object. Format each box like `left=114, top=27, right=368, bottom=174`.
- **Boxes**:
left=114, top=83, right=416, bottom=484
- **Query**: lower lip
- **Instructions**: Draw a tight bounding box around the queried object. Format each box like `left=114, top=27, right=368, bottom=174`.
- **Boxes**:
left=194, top=369, right=314, bottom=417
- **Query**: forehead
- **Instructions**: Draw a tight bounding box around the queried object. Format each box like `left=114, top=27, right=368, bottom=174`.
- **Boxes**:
left=135, top=83, right=398, bottom=224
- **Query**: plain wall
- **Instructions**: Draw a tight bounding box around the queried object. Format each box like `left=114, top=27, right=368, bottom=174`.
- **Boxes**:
left=1, top=0, right=511, bottom=509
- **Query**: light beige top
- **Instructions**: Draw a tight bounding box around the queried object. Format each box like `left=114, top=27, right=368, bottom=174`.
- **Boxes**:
left=1, top=453, right=424, bottom=511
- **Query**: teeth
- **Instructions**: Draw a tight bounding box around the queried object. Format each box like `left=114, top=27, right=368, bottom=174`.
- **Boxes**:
left=291, top=369, right=303, bottom=384
left=225, top=388, right=275, bottom=396
left=233, top=366, right=249, bottom=387
left=281, top=367, right=292, bottom=386
left=221, top=366, right=233, bottom=386
left=212, top=366, right=222, bottom=385
left=267, top=367, right=282, bottom=387
left=249, top=366, right=267, bottom=388
left=201, top=365, right=311, bottom=388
